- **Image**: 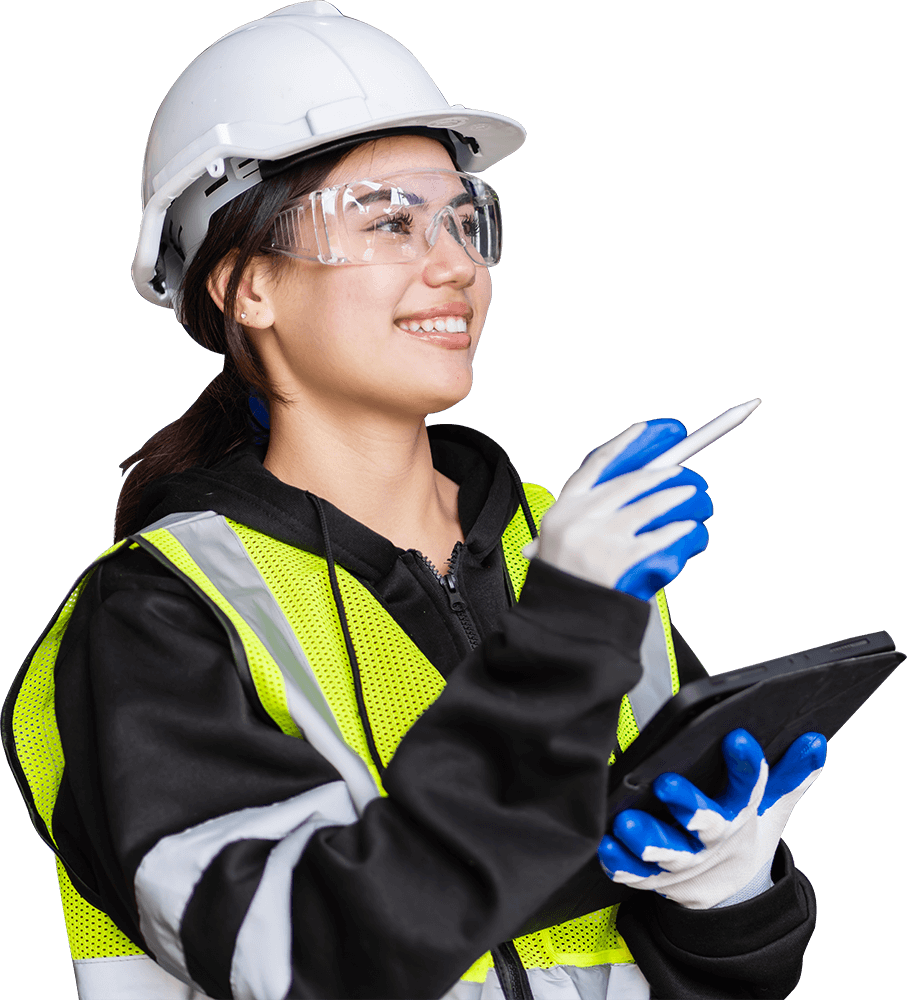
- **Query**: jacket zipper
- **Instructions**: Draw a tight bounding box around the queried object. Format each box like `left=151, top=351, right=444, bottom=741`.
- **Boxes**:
left=418, top=543, right=481, bottom=651
left=418, top=546, right=533, bottom=1000
left=492, top=942, right=535, bottom=1000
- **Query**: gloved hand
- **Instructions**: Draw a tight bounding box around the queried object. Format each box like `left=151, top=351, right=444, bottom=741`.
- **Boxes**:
left=598, top=729, right=827, bottom=909
left=524, top=419, right=712, bottom=601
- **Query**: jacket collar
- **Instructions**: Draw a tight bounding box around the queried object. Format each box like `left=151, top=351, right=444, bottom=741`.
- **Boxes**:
left=136, top=424, right=523, bottom=583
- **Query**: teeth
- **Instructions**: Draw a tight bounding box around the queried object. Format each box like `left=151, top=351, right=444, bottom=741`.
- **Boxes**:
left=400, top=317, right=468, bottom=334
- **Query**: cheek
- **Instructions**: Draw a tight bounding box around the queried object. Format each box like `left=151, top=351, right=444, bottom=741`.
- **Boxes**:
left=476, top=269, right=492, bottom=317
left=311, top=269, right=408, bottom=328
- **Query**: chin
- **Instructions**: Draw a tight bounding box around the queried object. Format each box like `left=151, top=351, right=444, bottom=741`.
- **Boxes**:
left=423, top=367, right=474, bottom=414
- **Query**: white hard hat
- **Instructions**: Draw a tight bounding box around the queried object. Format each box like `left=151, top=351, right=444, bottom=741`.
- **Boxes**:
left=133, top=1, right=526, bottom=307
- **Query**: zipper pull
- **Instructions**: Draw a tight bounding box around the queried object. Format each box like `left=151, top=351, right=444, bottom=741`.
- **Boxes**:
left=443, top=572, right=467, bottom=612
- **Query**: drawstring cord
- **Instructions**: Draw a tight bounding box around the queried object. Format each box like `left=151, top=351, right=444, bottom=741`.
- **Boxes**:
left=507, top=462, right=539, bottom=539
left=309, top=493, right=387, bottom=779
left=310, top=469, right=537, bottom=1000
left=308, top=468, right=534, bottom=780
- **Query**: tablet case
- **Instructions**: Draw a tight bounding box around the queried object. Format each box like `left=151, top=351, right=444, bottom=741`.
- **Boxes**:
left=608, top=631, right=904, bottom=825
left=522, top=631, right=904, bottom=921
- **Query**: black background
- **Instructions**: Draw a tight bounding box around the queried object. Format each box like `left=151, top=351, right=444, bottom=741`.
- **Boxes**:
left=15, top=2, right=907, bottom=997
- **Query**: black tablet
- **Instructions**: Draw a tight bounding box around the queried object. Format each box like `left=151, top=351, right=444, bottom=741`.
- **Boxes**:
left=607, top=631, right=904, bottom=826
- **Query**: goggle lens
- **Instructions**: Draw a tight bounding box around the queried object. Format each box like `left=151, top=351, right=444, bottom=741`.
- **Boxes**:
left=268, top=169, right=501, bottom=266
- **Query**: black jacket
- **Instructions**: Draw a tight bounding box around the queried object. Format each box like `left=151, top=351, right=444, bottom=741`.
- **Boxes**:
left=46, top=424, right=815, bottom=999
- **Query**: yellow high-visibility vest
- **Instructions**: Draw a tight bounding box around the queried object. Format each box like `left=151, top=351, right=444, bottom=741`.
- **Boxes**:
left=7, top=483, right=679, bottom=999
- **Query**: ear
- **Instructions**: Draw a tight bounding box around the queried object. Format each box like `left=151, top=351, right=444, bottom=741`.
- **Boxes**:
left=205, top=255, right=277, bottom=329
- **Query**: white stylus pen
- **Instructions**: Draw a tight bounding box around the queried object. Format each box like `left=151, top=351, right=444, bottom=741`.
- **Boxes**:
left=646, top=398, right=762, bottom=470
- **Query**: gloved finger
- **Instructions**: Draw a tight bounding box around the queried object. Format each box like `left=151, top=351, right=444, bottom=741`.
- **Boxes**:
left=565, top=420, right=687, bottom=497
left=612, top=807, right=702, bottom=857
left=760, top=732, right=826, bottom=815
left=637, top=489, right=713, bottom=534
left=653, top=771, right=724, bottom=830
left=522, top=465, right=695, bottom=559
left=614, top=522, right=709, bottom=602
left=626, top=469, right=713, bottom=534
left=563, top=424, right=651, bottom=496
left=592, top=419, right=688, bottom=486
left=579, top=475, right=697, bottom=533
left=598, top=834, right=665, bottom=879
left=550, top=466, right=690, bottom=536
left=716, top=729, right=767, bottom=816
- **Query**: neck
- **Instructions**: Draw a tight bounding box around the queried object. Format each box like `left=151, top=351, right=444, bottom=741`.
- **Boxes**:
left=263, top=400, right=463, bottom=567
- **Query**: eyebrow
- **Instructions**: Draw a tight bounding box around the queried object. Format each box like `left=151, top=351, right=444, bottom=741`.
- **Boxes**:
left=347, top=189, right=473, bottom=210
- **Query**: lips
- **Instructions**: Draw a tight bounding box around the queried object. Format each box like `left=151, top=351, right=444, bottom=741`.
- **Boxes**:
left=397, top=302, right=472, bottom=323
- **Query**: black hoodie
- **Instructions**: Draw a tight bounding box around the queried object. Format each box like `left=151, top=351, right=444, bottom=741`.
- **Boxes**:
left=44, top=425, right=815, bottom=999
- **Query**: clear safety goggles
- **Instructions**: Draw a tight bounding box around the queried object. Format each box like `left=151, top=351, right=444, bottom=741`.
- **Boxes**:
left=267, top=169, right=502, bottom=267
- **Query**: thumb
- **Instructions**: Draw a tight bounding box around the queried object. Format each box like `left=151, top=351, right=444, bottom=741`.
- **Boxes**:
left=593, top=418, right=688, bottom=485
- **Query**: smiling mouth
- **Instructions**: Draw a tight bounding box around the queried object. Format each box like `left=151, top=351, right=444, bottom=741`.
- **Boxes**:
left=396, top=317, right=468, bottom=334
left=395, top=315, right=471, bottom=349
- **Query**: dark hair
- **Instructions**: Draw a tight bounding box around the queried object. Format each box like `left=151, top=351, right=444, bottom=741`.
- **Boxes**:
left=114, top=147, right=347, bottom=540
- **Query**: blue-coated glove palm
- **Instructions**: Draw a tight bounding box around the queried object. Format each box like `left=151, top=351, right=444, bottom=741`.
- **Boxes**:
left=598, top=729, right=826, bottom=909
left=525, top=419, right=712, bottom=600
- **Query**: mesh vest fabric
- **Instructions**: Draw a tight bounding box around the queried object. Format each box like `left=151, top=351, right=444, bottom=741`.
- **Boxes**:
left=6, top=482, right=679, bottom=993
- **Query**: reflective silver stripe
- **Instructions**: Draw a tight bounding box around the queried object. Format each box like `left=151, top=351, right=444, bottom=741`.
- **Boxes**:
left=73, top=955, right=212, bottom=1000
left=443, top=962, right=650, bottom=1000
left=134, top=781, right=357, bottom=988
left=627, top=597, right=674, bottom=731
left=229, top=830, right=315, bottom=1000
left=142, top=511, right=341, bottom=741
left=140, top=511, right=380, bottom=812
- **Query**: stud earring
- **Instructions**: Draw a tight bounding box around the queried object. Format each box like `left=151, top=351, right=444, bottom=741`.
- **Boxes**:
left=240, top=312, right=247, bottom=320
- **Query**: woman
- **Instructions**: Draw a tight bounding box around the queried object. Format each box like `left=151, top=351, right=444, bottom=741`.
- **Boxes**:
left=4, top=4, right=823, bottom=999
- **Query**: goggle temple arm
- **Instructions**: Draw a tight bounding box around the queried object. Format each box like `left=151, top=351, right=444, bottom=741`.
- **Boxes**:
left=313, top=188, right=343, bottom=265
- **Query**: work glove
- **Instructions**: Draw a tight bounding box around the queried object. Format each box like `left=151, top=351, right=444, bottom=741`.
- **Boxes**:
left=525, top=419, right=712, bottom=601
left=598, top=728, right=827, bottom=909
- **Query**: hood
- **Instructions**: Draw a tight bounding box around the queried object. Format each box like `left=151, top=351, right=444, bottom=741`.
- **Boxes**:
left=135, top=424, right=525, bottom=584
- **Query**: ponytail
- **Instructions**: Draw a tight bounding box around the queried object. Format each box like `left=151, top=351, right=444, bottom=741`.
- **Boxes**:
left=114, top=147, right=347, bottom=540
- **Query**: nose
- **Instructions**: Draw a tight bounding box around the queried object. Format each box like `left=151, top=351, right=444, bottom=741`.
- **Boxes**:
left=422, top=208, right=477, bottom=287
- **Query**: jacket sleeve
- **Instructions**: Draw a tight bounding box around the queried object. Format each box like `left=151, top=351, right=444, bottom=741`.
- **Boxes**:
left=53, top=547, right=648, bottom=1000
left=507, top=622, right=731, bottom=936
left=616, top=841, right=816, bottom=999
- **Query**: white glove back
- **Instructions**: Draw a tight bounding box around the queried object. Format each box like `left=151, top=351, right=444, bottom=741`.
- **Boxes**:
left=525, top=420, right=712, bottom=601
